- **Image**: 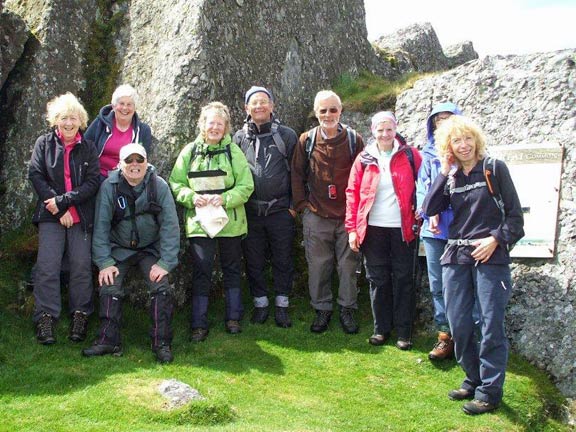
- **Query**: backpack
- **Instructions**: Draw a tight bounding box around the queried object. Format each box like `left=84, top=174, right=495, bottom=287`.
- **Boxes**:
left=112, top=171, right=162, bottom=248
left=483, top=156, right=505, bottom=220
left=305, top=125, right=357, bottom=163
left=240, top=119, right=290, bottom=172
left=445, top=156, right=505, bottom=220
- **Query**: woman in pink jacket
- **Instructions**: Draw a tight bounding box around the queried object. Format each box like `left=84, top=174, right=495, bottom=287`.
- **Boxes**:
left=345, top=111, right=421, bottom=349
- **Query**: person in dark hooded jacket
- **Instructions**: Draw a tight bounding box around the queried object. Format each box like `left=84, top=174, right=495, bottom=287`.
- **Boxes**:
left=84, top=84, right=152, bottom=181
left=28, top=92, right=100, bottom=345
left=416, top=102, right=462, bottom=360
left=233, top=86, right=298, bottom=328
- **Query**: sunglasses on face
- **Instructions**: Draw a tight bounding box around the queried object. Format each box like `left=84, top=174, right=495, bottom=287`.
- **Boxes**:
left=318, top=107, right=339, bottom=115
left=124, top=155, right=145, bottom=164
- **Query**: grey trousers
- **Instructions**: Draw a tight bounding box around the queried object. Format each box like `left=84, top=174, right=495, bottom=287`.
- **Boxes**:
left=33, top=222, right=93, bottom=322
left=302, top=209, right=359, bottom=311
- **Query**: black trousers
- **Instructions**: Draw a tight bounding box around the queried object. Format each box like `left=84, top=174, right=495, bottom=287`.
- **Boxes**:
left=242, top=210, right=295, bottom=300
left=188, top=236, right=243, bottom=296
left=362, top=226, right=415, bottom=339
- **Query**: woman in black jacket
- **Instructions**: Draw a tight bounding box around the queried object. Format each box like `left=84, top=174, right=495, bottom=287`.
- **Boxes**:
left=28, top=92, right=100, bottom=345
left=422, top=115, right=524, bottom=415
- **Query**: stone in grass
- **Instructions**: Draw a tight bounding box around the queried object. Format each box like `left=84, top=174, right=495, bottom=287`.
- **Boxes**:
left=158, top=379, right=205, bottom=409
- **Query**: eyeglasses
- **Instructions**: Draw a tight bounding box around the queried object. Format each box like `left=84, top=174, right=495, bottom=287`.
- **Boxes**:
left=124, top=155, right=145, bottom=164
left=318, top=107, right=339, bottom=115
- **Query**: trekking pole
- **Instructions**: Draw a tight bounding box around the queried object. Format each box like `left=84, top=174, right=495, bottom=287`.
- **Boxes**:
left=408, top=220, right=422, bottom=345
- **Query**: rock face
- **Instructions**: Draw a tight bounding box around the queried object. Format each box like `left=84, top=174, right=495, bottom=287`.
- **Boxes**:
left=0, top=0, right=97, bottom=234
left=396, top=49, right=576, bottom=397
left=373, top=22, right=478, bottom=74
left=0, top=5, right=27, bottom=89
left=0, top=0, right=384, bottom=236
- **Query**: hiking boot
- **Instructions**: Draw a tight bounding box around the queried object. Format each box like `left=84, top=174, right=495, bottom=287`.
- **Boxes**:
left=368, top=333, right=390, bottom=346
left=251, top=307, right=269, bottom=324
left=82, top=343, right=123, bottom=357
left=310, top=310, right=332, bottom=333
left=395, top=338, right=412, bottom=350
left=36, top=313, right=56, bottom=345
left=225, top=320, right=242, bottom=334
left=448, top=388, right=475, bottom=401
left=275, top=307, right=292, bottom=328
left=153, top=342, right=173, bottom=363
left=69, top=311, right=88, bottom=342
left=462, top=399, right=499, bottom=415
left=190, top=328, right=209, bottom=343
left=428, top=331, right=454, bottom=360
left=339, top=307, right=359, bottom=334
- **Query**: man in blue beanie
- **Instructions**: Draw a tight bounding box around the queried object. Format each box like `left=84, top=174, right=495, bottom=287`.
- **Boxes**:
left=233, top=86, right=298, bottom=328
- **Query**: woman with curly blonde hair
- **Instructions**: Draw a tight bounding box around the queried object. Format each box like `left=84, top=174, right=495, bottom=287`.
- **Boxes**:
left=423, top=115, right=524, bottom=415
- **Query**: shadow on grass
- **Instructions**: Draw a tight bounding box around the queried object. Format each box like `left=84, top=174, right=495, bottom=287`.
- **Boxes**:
left=0, top=289, right=569, bottom=432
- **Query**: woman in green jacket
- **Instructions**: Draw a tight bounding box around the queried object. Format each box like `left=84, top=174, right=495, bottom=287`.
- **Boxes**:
left=170, top=102, right=254, bottom=342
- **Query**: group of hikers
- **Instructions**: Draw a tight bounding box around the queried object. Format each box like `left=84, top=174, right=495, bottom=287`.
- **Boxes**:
left=28, top=84, right=524, bottom=415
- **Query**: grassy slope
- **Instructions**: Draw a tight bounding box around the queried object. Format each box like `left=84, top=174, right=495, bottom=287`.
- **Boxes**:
left=0, top=287, right=568, bottom=431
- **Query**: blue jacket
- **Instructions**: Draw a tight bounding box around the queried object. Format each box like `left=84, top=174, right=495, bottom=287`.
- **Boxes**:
left=84, top=104, right=152, bottom=158
left=416, top=102, right=462, bottom=240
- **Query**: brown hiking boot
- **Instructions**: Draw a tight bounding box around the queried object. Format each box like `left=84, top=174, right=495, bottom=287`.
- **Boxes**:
left=428, top=331, right=454, bottom=360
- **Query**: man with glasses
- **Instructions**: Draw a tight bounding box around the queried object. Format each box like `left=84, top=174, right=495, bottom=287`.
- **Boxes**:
left=82, top=143, right=180, bottom=363
left=233, top=86, right=298, bottom=328
left=291, top=90, right=364, bottom=334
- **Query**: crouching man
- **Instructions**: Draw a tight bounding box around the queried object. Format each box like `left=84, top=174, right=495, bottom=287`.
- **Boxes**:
left=82, top=143, right=180, bottom=363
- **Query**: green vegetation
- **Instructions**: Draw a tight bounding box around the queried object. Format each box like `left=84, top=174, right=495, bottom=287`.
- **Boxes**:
left=333, top=70, right=428, bottom=114
left=80, top=0, right=128, bottom=118
left=0, top=235, right=570, bottom=431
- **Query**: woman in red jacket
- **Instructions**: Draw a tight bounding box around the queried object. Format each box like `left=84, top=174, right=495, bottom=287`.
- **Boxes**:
left=345, top=111, right=421, bottom=349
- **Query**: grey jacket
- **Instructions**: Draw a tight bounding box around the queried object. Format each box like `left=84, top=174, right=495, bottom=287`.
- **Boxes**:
left=92, top=165, right=180, bottom=272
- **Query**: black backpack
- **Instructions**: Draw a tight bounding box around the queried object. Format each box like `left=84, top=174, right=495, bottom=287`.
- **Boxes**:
left=112, top=172, right=162, bottom=248
left=445, top=156, right=505, bottom=221
left=240, top=119, right=290, bottom=172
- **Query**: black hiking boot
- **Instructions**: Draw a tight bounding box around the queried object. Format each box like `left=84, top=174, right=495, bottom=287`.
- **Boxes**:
left=152, top=342, right=173, bottom=363
left=36, top=313, right=56, bottom=345
left=69, top=311, right=88, bottom=342
left=82, top=343, right=123, bottom=357
left=310, top=310, right=332, bottom=333
left=275, top=307, right=292, bottom=328
left=339, top=307, right=359, bottom=334
left=251, top=307, right=269, bottom=324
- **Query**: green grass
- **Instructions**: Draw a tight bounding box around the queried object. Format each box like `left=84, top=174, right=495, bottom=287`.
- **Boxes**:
left=333, top=70, right=429, bottom=114
left=0, top=230, right=569, bottom=431
left=0, top=294, right=569, bottom=431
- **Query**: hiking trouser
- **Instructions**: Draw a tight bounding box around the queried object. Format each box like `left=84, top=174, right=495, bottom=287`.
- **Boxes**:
left=362, top=226, right=415, bottom=339
left=422, top=237, right=450, bottom=332
left=188, top=236, right=244, bottom=320
left=302, top=209, right=359, bottom=311
left=242, top=210, right=295, bottom=305
left=94, top=294, right=122, bottom=346
left=443, top=263, right=512, bottom=405
left=150, top=291, right=174, bottom=348
left=33, top=222, right=93, bottom=322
